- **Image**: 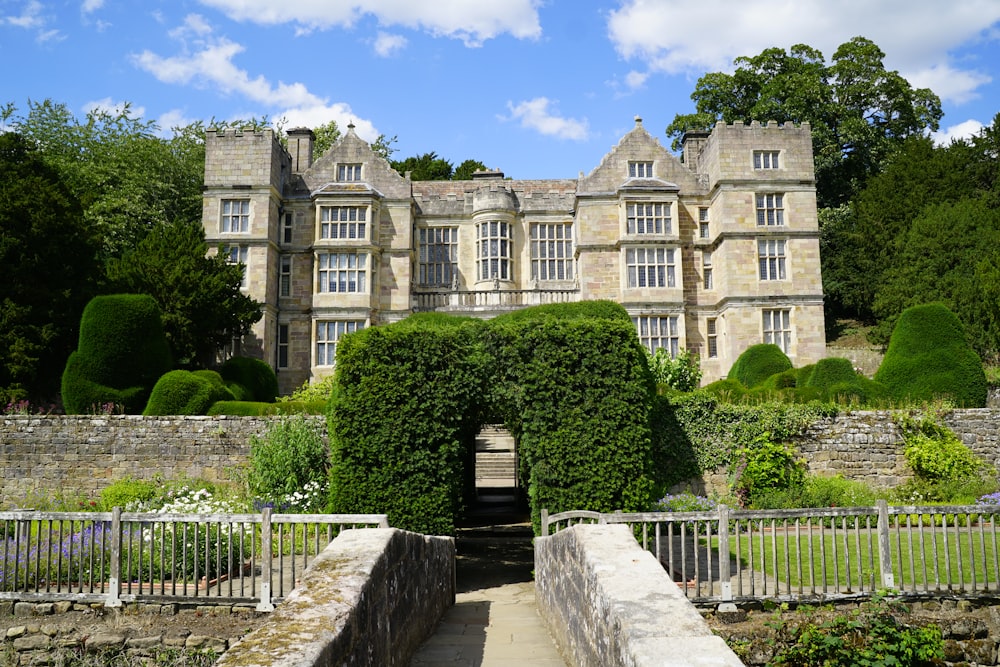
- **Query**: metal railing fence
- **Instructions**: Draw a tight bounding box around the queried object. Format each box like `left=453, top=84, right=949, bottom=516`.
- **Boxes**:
left=0, top=508, right=388, bottom=611
left=542, top=500, right=1000, bottom=604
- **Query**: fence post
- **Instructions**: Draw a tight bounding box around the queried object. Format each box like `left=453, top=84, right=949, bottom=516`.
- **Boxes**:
left=540, top=509, right=549, bottom=536
left=876, top=499, right=895, bottom=589
left=256, top=507, right=275, bottom=612
left=106, top=507, right=122, bottom=608
left=717, top=505, right=732, bottom=601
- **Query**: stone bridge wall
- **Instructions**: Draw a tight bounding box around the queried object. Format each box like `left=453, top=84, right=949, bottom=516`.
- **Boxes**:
left=535, top=523, right=744, bottom=666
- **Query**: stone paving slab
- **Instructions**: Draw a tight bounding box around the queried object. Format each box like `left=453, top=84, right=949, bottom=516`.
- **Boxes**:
left=408, top=525, right=567, bottom=667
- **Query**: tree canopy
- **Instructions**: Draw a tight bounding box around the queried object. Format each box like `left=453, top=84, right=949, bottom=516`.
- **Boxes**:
left=105, top=219, right=262, bottom=367
left=0, top=132, right=101, bottom=405
left=666, top=37, right=942, bottom=207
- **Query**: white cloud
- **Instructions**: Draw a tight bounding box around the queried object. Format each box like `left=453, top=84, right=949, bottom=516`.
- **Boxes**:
left=131, top=14, right=379, bottom=140
left=83, top=98, right=146, bottom=119
left=932, top=118, right=985, bottom=145
left=155, top=108, right=197, bottom=135
left=503, top=98, right=589, bottom=141
left=81, top=0, right=104, bottom=14
left=4, top=0, right=45, bottom=28
left=625, top=70, right=649, bottom=90
left=606, top=0, right=1000, bottom=105
left=196, top=0, right=542, bottom=46
left=373, top=31, right=407, bottom=57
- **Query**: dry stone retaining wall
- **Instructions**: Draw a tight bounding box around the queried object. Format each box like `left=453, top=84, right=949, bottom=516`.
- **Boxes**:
left=4, top=410, right=1000, bottom=507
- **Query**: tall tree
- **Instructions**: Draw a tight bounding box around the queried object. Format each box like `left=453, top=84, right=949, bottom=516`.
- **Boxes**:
left=391, top=152, right=454, bottom=180
left=454, top=159, right=489, bottom=180
left=105, top=219, right=262, bottom=367
left=0, top=132, right=101, bottom=404
left=2, top=100, right=205, bottom=259
left=666, top=37, right=942, bottom=207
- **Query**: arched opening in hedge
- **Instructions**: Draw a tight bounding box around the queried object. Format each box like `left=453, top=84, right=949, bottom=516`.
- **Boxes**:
left=326, top=302, right=660, bottom=535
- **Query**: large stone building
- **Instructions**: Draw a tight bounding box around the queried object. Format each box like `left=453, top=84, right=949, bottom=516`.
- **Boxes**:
left=202, top=116, right=825, bottom=394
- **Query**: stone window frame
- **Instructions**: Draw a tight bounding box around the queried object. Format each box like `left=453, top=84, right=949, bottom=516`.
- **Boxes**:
left=706, top=318, right=718, bottom=358
left=315, top=320, right=364, bottom=367
left=418, top=227, right=459, bottom=287
left=221, top=199, right=250, bottom=234
left=317, top=252, right=369, bottom=294
left=223, top=245, right=248, bottom=289
left=626, top=202, right=671, bottom=235
left=628, top=161, right=654, bottom=178
left=763, top=308, right=792, bottom=354
left=633, top=314, right=679, bottom=357
left=698, top=207, right=710, bottom=239
left=277, top=323, right=289, bottom=369
left=753, top=150, right=781, bottom=169
left=281, top=213, right=293, bottom=244
left=530, top=223, right=574, bottom=282
left=338, top=164, right=362, bottom=181
left=624, top=246, right=675, bottom=288
left=702, top=251, right=713, bottom=290
left=756, top=193, right=785, bottom=226
left=279, top=255, right=292, bottom=297
left=758, top=238, right=787, bottom=281
left=477, top=220, right=512, bottom=282
left=320, top=206, right=368, bottom=241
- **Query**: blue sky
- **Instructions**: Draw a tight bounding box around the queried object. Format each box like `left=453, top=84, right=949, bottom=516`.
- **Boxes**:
left=3, top=0, right=1000, bottom=179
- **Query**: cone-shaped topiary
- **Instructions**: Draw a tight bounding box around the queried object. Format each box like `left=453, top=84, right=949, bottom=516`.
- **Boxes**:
left=61, top=294, right=172, bottom=413
left=728, top=344, right=793, bottom=389
left=874, top=303, right=987, bottom=407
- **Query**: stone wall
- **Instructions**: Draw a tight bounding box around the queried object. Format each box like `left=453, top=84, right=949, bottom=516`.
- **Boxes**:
left=681, top=409, right=1000, bottom=496
left=535, top=523, right=744, bottom=666
left=215, top=528, right=454, bottom=667
left=0, top=415, right=324, bottom=507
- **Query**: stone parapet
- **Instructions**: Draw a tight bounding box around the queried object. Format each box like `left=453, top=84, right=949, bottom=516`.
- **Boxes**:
left=535, top=524, right=744, bottom=666
left=216, top=528, right=454, bottom=667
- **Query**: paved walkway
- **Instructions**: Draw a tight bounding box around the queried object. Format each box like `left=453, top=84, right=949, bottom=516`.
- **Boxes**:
left=408, top=524, right=567, bottom=667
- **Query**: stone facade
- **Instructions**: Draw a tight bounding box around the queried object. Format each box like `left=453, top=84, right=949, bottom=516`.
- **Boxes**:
left=202, top=117, right=825, bottom=394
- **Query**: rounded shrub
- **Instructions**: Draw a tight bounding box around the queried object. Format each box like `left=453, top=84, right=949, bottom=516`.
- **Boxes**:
left=803, top=357, right=857, bottom=390
left=143, top=370, right=229, bottom=416
left=219, top=356, right=279, bottom=403
left=728, top=344, right=793, bottom=389
left=700, top=378, right=747, bottom=400
left=874, top=304, right=987, bottom=407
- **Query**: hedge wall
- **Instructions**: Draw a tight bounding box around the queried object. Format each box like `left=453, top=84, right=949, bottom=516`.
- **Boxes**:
left=327, top=317, right=487, bottom=535
left=326, top=300, right=658, bottom=535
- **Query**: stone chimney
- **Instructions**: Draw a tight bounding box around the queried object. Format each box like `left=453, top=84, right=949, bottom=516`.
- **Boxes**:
left=286, top=127, right=315, bottom=173
left=681, top=130, right=710, bottom=172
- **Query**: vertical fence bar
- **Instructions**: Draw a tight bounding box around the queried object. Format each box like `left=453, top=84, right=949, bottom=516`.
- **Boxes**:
left=717, top=505, right=731, bottom=601
left=257, top=508, right=274, bottom=612
left=107, top=507, right=122, bottom=607
left=876, top=500, right=894, bottom=589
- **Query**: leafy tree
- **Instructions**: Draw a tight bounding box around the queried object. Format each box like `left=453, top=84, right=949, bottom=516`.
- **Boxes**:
left=311, top=120, right=341, bottom=159
left=453, top=159, right=488, bottom=180
left=3, top=100, right=205, bottom=259
left=0, top=132, right=101, bottom=404
left=391, top=152, right=454, bottom=180
left=872, top=198, right=1000, bottom=359
left=105, top=219, right=262, bottom=367
left=666, top=37, right=942, bottom=207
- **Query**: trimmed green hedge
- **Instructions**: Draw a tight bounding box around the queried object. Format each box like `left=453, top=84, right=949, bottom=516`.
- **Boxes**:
left=874, top=304, right=987, bottom=407
left=61, top=294, right=172, bottom=414
left=328, top=317, right=486, bottom=535
left=207, top=400, right=326, bottom=416
left=144, top=370, right=233, bottom=416
left=326, top=300, right=657, bottom=534
left=728, top=344, right=793, bottom=388
left=219, top=356, right=279, bottom=403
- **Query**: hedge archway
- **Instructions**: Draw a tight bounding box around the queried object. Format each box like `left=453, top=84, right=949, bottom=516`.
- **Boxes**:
left=327, top=302, right=659, bottom=534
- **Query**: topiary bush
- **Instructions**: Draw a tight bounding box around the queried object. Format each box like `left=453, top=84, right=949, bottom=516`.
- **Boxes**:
left=219, top=356, right=279, bottom=403
left=207, top=400, right=326, bottom=416
left=728, top=343, right=793, bottom=389
left=61, top=294, right=172, bottom=414
left=143, top=370, right=232, bottom=416
left=874, top=303, right=987, bottom=407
